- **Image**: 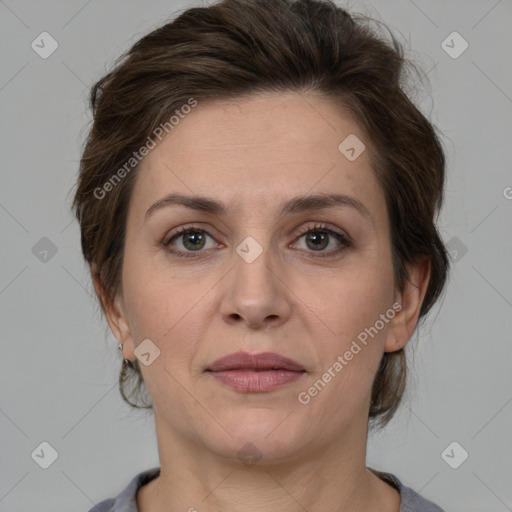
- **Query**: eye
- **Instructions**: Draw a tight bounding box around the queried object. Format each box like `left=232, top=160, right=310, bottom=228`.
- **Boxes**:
left=291, top=222, right=352, bottom=258
left=163, top=222, right=352, bottom=259
left=163, top=226, right=220, bottom=258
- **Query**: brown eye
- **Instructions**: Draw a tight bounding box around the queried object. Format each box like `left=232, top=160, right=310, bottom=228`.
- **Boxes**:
left=303, top=231, right=330, bottom=251
left=292, top=223, right=352, bottom=258
left=179, top=230, right=207, bottom=251
left=164, top=226, right=219, bottom=257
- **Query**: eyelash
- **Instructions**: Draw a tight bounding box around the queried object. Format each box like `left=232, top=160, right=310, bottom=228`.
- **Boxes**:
left=163, top=222, right=352, bottom=259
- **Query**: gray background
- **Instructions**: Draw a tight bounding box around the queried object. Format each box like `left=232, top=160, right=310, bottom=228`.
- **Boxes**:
left=1, top=0, right=511, bottom=511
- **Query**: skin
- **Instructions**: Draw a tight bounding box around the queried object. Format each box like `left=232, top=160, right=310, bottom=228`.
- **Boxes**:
left=97, top=91, right=430, bottom=512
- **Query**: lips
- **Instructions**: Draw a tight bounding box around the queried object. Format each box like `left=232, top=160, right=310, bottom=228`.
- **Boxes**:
left=206, top=351, right=306, bottom=392
left=206, top=351, right=305, bottom=373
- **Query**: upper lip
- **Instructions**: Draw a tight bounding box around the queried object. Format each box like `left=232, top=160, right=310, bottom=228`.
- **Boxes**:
left=206, top=351, right=305, bottom=372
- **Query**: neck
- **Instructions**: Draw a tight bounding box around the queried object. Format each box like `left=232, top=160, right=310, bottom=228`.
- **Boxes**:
left=137, top=415, right=400, bottom=512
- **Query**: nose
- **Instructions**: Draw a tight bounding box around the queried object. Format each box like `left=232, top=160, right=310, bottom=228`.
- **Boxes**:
left=219, top=240, right=292, bottom=330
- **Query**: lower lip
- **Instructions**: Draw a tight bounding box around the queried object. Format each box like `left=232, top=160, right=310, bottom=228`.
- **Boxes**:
left=208, top=369, right=305, bottom=392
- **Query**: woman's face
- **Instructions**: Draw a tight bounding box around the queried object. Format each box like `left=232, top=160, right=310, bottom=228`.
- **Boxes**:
left=106, top=91, right=423, bottom=462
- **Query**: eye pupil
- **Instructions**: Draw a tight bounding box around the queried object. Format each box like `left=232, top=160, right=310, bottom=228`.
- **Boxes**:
left=306, top=232, right=328, bottom=251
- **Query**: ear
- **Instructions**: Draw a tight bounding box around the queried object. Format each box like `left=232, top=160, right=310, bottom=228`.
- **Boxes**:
left=384, top=258, right=431, bottom=352
left=92, top=272, right=136, bottom=360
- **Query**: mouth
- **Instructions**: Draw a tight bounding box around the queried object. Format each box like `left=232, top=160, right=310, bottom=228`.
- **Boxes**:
left=205, top=351, right=306, bottom=392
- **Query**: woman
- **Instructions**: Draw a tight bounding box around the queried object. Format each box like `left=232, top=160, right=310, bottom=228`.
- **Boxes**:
left=72, top=0, right=449, bottom=510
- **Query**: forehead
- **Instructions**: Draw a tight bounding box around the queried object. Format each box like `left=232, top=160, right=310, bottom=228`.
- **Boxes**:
left=130, top=91, right=385, bottom=223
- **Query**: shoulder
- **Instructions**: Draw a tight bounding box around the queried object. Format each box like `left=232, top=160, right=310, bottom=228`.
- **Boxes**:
left=88, top=498, right=115, bottom=512
left=369, top=467, right=445, bottom=512
left=87, top=467, right=161, bottom=512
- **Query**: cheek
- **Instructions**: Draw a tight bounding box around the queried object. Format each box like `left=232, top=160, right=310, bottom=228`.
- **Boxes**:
left=123, top=279, right=198, bottom=343
left=299, top=279, right=393, bottom=422
left=296, top=255, right=395, bottom=402
left=307, top=261, right=395, bottom=342
left=121, top=254, right=218, bottom=369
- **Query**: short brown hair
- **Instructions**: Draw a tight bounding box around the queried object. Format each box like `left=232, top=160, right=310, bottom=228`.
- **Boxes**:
left=71, top=0, right=449, bottom=429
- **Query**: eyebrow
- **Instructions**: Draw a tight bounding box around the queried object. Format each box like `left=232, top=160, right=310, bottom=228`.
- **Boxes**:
left=144, top=192, right=371, bottom=221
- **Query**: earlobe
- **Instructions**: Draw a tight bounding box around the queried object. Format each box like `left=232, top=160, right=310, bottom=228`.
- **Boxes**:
left=384, top=258, right=431, bottom=352
left=92, top=273, right=134, bottom=356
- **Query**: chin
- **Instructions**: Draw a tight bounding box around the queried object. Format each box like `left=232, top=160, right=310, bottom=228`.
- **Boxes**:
left=202, top=410, right=307, bottom=464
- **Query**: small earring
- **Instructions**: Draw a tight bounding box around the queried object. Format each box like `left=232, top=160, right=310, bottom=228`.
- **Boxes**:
left=118, top=343, right=131, bottom=365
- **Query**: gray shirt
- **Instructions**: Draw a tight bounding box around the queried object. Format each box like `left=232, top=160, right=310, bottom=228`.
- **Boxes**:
left=89, top=467, right=445, bottom=512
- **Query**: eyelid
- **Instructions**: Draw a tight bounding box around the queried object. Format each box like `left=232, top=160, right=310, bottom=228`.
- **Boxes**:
left=164, top=222, right=350, bottom=242
left=163, top=223, right=220, bottom=244
left=293, top=221, right=351, bottom=242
